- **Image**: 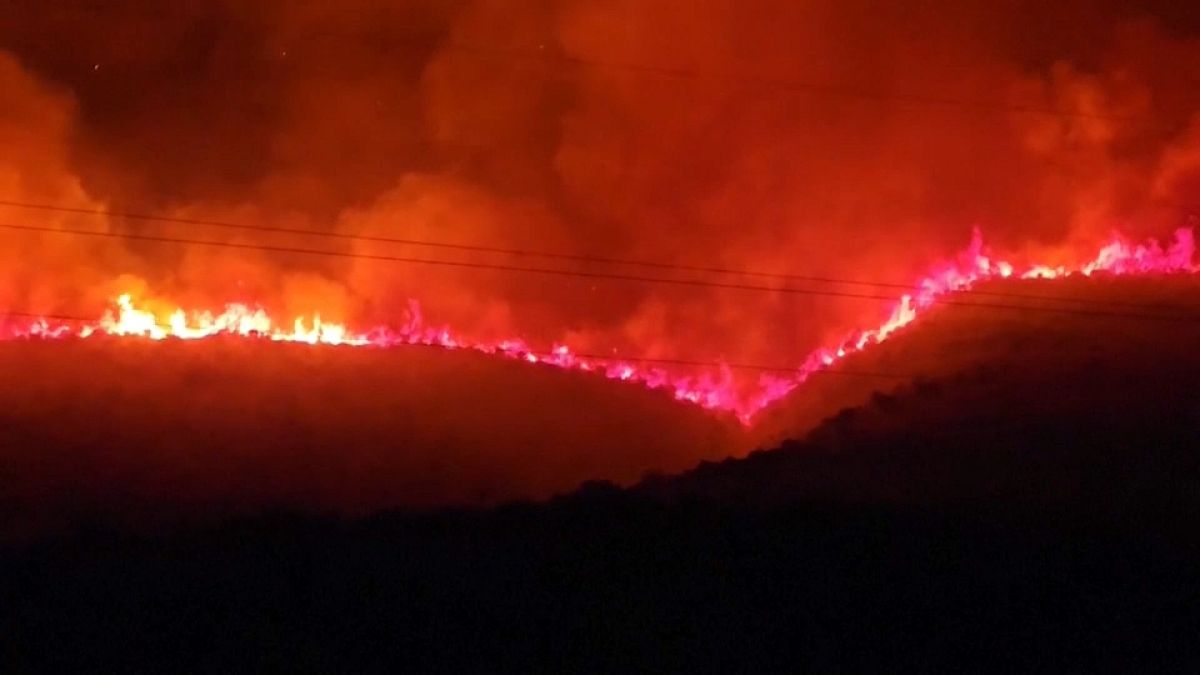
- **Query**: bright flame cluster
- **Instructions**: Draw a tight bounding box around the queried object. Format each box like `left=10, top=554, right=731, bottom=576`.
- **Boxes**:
left=83, top=294, right=358, bottom=345
left=3, top=229, right=1196, bottom=423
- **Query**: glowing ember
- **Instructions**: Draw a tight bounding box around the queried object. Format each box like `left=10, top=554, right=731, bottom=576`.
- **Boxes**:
left=2, top=229, right=1196, bottom=423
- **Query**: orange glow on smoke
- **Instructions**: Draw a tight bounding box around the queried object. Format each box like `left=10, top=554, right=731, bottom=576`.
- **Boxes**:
left=4, top=229, right=1196, bottom=424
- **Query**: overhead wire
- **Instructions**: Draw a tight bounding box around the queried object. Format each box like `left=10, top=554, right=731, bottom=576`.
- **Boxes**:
left=1, top=220, right=1198, bottom=323
left=1, top=199, right=1196, bottom=313
left=6, top=11, right=1198, bottom=398
left=0, top=308, right=908, bottom=379
left=6, top=17, right=1199, bottom=315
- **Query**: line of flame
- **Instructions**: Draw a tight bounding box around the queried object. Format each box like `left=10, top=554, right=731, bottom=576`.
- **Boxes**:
left=3, top=228, right=1196, bottom=424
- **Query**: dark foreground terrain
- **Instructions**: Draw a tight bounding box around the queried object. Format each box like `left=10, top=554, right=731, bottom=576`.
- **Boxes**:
left=4, top=278, right=1199, bottom=671
left=4, top=495, right=1198, bottom=671
left=0, top=338, right=737, bottom=538
left=4, top=365, right=1198, bottom=671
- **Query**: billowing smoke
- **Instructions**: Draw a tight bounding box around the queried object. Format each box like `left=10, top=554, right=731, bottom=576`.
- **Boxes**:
left=3, top=0, right=1200, bottom=377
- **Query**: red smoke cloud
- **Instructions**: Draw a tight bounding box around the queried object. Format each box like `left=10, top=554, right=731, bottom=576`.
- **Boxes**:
left=2, top=0, right=1200, bottom=399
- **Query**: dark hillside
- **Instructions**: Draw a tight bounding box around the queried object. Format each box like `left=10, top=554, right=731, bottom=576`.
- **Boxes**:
left=5, top=277, right=1200, bottom=670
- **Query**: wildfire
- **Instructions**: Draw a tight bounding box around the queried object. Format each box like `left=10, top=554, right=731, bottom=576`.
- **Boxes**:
left=85, top=294, right=361, bottom=346
left=3, top=229, right=1196, bottom=423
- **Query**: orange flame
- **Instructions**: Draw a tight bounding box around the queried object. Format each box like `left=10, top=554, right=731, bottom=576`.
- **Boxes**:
left=3, top=229, right=1196, bottom=424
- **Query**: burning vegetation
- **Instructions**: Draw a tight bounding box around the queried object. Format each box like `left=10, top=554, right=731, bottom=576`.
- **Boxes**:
left=6, top=4, right=1200, bottom=669
left=2, top=226, right=1196, bottom=423
left=4, top=3, right=1200, bottom=401
left=2, top=1, right=1200, bottom=527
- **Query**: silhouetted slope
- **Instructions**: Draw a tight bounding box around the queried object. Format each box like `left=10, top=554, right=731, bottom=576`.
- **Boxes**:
left=0, top=338, right=738, bottom=539
left=731, top=276, right=1200, bottom=507
left=3, top=277, right=1200, bottom=670
left=3, top=489, right=1198, bottom=670
left=751, top=274, right=1200, bottom=448
left=648, top=361, right=1200, bottom=510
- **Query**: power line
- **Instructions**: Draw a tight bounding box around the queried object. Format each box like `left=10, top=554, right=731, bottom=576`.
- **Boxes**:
left=2, top=199, right=1195, bottom=313
left=0, top=308, right=906, bottom=379
left=2, top=220, right=1198, bottom=323
left=0, top=220, right=898, bottom=300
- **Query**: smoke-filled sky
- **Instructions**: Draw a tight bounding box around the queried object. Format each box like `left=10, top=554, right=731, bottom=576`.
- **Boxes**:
left=3, top=0, right=1200, bottom=371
